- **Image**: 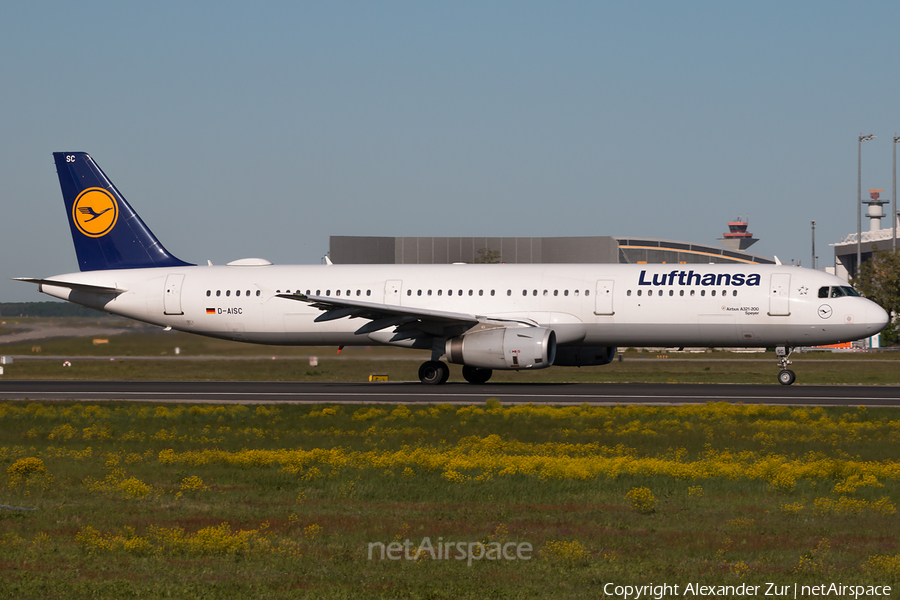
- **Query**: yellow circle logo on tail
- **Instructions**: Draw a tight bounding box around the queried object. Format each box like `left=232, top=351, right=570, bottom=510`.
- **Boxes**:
left=73, top=188, right=118, bottom=237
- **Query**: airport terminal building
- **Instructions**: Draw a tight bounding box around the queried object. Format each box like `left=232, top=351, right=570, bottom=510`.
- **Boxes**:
left=329, top=235, right=775, bottom=266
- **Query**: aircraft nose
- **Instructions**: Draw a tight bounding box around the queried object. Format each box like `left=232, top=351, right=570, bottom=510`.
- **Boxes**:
left=866, top=301, right=890, bottom=333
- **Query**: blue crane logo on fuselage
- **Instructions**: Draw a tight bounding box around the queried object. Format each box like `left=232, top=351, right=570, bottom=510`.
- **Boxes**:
left=72, top=188, right=118, bottom=238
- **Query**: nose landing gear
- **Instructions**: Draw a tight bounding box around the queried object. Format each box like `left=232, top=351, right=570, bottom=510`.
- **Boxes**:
left=776, top=346, right=795, bottom=385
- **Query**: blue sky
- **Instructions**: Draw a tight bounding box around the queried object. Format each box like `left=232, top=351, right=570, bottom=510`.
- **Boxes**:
left=2, top=1, right=898, bottom=302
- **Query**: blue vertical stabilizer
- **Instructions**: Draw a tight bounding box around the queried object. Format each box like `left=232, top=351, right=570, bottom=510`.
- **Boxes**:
left=53, top=152, right=194, bottom=271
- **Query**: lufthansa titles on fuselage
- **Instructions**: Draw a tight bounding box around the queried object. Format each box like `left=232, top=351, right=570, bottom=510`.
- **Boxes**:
left=638, top=270, right=762, bottom=287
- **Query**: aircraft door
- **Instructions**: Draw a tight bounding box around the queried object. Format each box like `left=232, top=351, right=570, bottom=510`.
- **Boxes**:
left=163, top=274, right=185, bottom=315
left=768, top=274, right=791, bottom=316
left=384, top=280, right=402, bottom=306
left=594, top=280, right=615, bottom=315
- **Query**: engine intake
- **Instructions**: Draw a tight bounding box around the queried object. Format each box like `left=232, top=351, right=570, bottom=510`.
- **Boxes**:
left=446, top=327, right=556, bottom=370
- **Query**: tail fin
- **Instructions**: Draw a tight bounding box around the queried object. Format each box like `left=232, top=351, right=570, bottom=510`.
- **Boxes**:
left=53, top=152, right=193, bottom=271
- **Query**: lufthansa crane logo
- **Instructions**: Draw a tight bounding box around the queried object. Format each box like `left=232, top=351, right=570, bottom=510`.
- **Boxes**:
left=72, top=188, right=118, bottom=237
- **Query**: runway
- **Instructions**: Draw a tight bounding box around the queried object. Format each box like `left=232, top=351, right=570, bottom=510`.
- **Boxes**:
left=1, top=380, right=900, bottom=406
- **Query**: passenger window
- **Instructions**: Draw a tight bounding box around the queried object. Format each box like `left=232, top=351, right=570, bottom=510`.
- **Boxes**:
left=246, top=290, right=250, bottom=297
left=627, top=290, right=632, bottom=296
left=356, top=290, right=361, bottom=296
left=256, top=290, right=261, bottom=297
left=459, top=290, right=463, bottom=296
left=732, top=290, right=737, bottom=296
left=326, top=290, right=331, bottom=296
left=648, top=290, right=653, bottom=297
left=366, top=290, right=371, bottom=296
left=564, top=290, right=569, bottom=296
left=679, top=290, right=684, bottom=296
left=690, top=290, right=695, bottom=296
left=553, top=290, right=558, bottom=296
left=407, top=290, right=412, bottom=296
left=448, top=290, right=452, bottom=296
left=585, top=290, right=590, bottom=296
left=206, top=290, right=211, bottom=297
left=574, top=290, right=579, bottom=296
left=226, top=290, right=231, bottom=297
left=669, top=290, right=673, bottom=296
left=469, top=290, right=473, bottom=296
left=522, top=290, right=527, bottom=296
left=306, top=290, right=310, bottom=296
left=490, top=290, right=495, bottom=296
left=438, top=290, right=443, bottom=296
left=637, top=290, right=642, bottom=296
left=478, top=290, right=483, bottom=296
left=507, top=290, right=512, bottom=296
left=711, top=290, right=716, bottom=297
left=316, top=290, right=321, bottom=295
left=428, top=290, right=432, bottom=296
left=417, top=290, right=422, bottom=296
left=701, top=290, right=705, bottom=296
left=336, top=290, right=341, bottom=296
left=533, top=290, right=537, bottom=296
left=236, top=290, right=241, bottom=297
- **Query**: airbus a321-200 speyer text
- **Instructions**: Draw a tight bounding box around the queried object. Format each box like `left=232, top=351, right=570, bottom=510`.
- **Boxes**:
left=16, top=153, right=890, bottom=385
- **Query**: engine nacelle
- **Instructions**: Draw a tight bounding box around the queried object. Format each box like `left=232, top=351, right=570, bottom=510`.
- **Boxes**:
left=446, top=327, right=556, bottom=370
left=553, top=346, right=617, bottom=367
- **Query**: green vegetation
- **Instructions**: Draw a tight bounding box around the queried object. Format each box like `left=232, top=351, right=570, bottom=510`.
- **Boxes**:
left=0, top=401, right=898, bottom=599
left=852, top=245, right=900, bottom=346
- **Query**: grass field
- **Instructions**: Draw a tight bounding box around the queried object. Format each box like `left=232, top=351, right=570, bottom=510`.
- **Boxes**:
left=1, top=401, right=899, bottom=598
left=2, top=316, right=900, bottom=384
left=6, top=354, right=900, bottom=385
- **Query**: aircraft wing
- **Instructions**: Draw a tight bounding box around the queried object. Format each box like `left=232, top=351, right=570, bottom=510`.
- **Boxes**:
left=277, top=293, right=533, bottom=340
left=13, top=278, right=125, bottom=294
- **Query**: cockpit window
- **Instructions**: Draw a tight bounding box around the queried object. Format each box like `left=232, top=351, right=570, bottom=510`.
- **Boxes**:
left=820, top=285, right=861, bottom=298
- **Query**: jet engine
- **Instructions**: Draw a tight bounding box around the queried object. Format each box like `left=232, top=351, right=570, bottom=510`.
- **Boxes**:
left=552, top=346, right=617, bottom=366
left=446, top=327, right=556, bottom=370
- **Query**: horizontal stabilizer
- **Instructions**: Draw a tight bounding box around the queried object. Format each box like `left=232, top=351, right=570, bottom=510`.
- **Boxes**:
left=13, top=277, right=125, bottom=294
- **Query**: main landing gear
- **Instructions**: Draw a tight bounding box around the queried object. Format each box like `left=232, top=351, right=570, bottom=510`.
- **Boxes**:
left=418, top=361, right=450, bottom=385
left=417, top=361, right=494, bottom=384
left=776, top=346, right=796, bottom=386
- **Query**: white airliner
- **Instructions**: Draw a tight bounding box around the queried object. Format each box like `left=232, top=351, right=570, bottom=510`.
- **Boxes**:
left=16, top=153, right=890, bottom=385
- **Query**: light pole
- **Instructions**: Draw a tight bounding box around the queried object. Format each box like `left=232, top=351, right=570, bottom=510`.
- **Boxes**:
left=894, top=134, right=899, bottom=253
left=858, top=133, right=876, bottom=275
left=811, top=220, right=816, bottom=269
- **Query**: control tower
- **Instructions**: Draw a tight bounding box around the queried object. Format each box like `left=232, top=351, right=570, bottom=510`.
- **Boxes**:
left=718, top=216, right=758, bottom=251
left=863, top=189, right=887, bottom=232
